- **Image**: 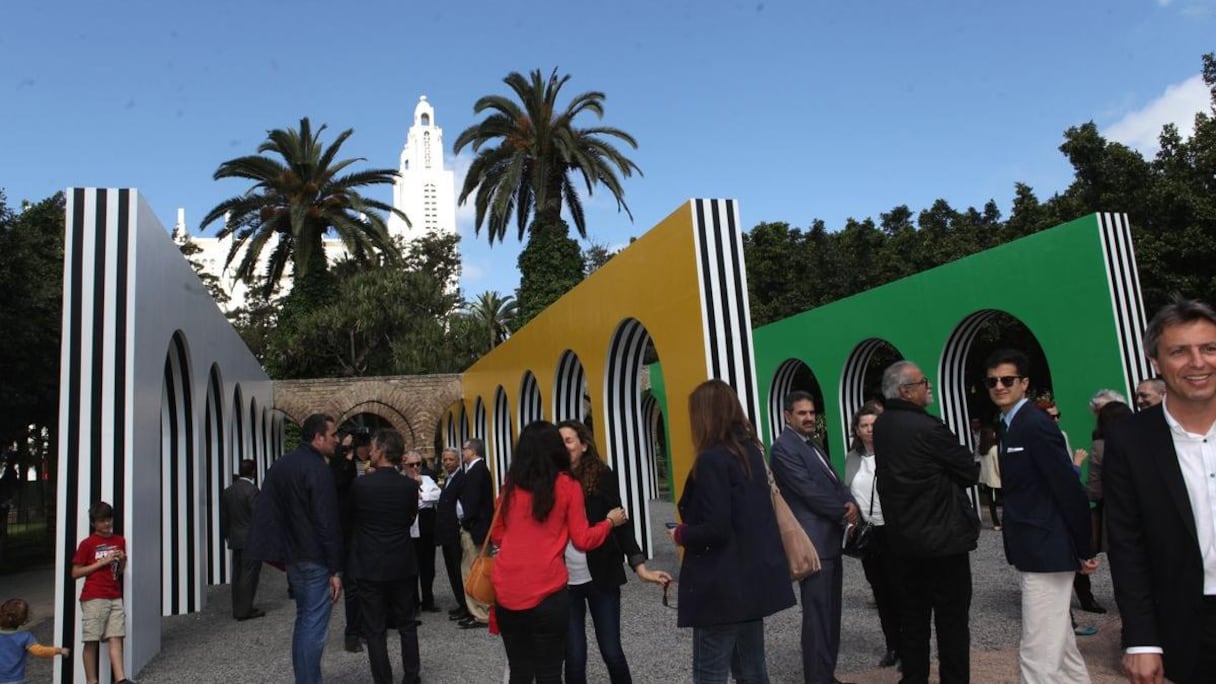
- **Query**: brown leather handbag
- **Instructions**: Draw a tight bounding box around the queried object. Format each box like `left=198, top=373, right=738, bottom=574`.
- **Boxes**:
left=765, top=460, right=822, bottom=580
left=464, top=499, right=502, bottom=605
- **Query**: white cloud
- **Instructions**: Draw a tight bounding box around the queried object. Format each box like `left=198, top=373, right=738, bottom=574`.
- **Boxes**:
left=1104, top=74, right=1209, bottom=155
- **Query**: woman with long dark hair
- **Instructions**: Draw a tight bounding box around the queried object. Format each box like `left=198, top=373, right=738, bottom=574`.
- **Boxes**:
left=491, top=421, right=628, bottom=683
left=557, top=420, right=672, bottom=684
left=670, top=380, right=795, bottom=683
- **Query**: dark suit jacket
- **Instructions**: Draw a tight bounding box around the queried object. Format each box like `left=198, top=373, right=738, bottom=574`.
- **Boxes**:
left=999, top=402, right=1092, bottom=572
left=459, top=459, right=494, bottom=546
left=347, top=467, right=419, bottom=582
left=873, top=398, right=980, bottom=558
left=770, top=427, right=855, bottom=560
left=435, top=468, right=464, bottom=547
left=1105, top=403, right=1207, bottom=682
left=246, top=443, right=344, bottom=572
left=582, top=466, right=647, bottom=589
left=220, top=478, right=258, bottom=550
left=676, top=439, right=796, bottom=628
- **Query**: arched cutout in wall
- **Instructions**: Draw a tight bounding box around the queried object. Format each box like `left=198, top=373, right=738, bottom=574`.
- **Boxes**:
left=458, top=404, right=470, bottom=448
left=518, top=371, right=542, bottom=428
left=493, top=386, right=513, bottom=489
left=160, top=331, right=198, bottom=616
left=553, top=351, right=588, bottom=423
left=839, top=338, right=903, bottom=451
left=640, top=390, right=669, bottom=501
left=203, top=364, right=226, bottom=586
left=249, top=397, right=261, bottom=476
left=767, top=359, right=829, bottom=453
left=602, top=318, right=658, bottom=557
left=339, top=400, right=419, bottom=446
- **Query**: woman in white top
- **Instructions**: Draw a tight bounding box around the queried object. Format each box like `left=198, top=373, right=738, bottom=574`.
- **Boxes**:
left=843, top=404, right=902, bottom=670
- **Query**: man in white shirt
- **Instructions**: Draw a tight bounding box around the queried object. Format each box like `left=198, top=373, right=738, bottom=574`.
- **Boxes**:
left=1105, top=297, right=1216, bottom=684
left=402, top=450, right=441, bottom=613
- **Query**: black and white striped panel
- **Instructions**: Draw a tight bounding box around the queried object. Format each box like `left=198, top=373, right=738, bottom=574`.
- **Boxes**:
left=767, top=359, right=809, bottom=444
left=445, top=412, right=457, bottom=449
left=838, top=339, right=899, bottom=451
left=161, top=332, right=199, bottom=615
left=1098, top=213, right=1152, bottom=395
left=474, top=398, right=488, bottom=442
left=691, top=199, right=761, bottom=424
left=938, top=311, right=996, bottom=453
left=55, top=188, right=134, bottom=674
left=518, top=372, right=543, bottom=428
left=553, top=351, right=587, bottom=422
left=458, top=405, right=470, bottom=447
left=204, top=365, right=227, bottom=585
left=493, top=387, right=513, bottom=489
left=603, top=319, right=656, bottom=558
left=248, top=398, right=262, bottom=477
left=640, top=393, right=660, bottom=500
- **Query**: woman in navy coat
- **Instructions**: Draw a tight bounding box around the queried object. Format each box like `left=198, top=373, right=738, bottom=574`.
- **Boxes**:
left=670, top=379, right=796, bottom=683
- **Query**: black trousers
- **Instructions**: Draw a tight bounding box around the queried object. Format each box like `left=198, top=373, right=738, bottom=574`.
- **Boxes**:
left=358, top=577, right=420, bottom=684
left=229, top=548, right=262, bottom=619
left=896, top=552, right=971, bottom=684
left=441, top=541, right=465, bottom=610
left=342, top=573, right=362, bottom=637
left=413, top=533, right=436, bottom=608
left=797, top=555, right=842, bottom=683
left=860, top=527, right=902, bottom=655
left=498, top=587, right=569, bottom=684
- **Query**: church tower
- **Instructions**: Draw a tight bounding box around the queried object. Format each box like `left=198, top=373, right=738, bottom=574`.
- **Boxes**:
left=389, top=96, right=457, bottom=242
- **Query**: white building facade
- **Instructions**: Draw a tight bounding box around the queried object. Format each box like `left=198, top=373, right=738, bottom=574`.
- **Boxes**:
left=178, top=96, right=458, bottom=312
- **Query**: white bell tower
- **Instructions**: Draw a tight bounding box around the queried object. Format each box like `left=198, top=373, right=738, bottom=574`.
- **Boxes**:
left=389, top=96, right=457, bottom=243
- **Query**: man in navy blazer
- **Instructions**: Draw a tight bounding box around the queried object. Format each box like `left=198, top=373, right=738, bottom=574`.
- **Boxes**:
left=985, top=349, right=1097, bottom=684
left=1105, top=298, right=1216, bottom=684
left=771, top=391, right=858, bottom=684
left=434, top=447, right=468, bottom=621
left=349, top=429, right=420, bottom=684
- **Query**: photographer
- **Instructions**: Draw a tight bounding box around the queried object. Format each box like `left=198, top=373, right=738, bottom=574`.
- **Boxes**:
left=334, top=426, right=371, bottom=653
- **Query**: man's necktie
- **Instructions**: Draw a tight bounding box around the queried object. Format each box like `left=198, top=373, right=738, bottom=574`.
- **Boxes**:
left=807, top=439, right=838, bottom=482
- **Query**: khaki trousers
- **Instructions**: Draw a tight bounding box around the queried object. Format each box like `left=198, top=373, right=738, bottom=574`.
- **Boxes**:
left=459, top=529, right=491, bottom=622
left=1018, top=570, right=1090, bottom=684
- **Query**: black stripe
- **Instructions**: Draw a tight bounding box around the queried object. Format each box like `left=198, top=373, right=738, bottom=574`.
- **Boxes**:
left=723, top=200, right=757, bottom=424
left=60, top=188, right=87, bottom=684
left=89, top=189, right=108, bottom=508
left=175, top=336, right=195, bottom=612
left=114, top=189, right=129, bottom=532
left=164, top=355, right=180, bottom=613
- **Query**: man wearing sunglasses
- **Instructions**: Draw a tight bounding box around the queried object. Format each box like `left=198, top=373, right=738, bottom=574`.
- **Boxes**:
left=984, top=349, right=1096, bottom=684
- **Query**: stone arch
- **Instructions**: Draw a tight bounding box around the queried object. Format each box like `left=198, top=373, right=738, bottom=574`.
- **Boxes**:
left=161, top=331, right=199, bottom=616
left=203, top=363, right=227, bottom=585
left=338, top=400, right=418, bottom=447
left=493, top=386, right=513, bottom=489
left=839, top=338, right=903, bottom=449
left=553, top=350, right=588, bottom=422
left=602, top=318, right=658, bottom=557
left=767, top=358, right=829, bottom=450
left=518, top=371, right=542, bottom=428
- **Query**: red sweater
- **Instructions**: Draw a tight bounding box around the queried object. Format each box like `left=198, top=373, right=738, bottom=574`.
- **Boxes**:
left=491, top=473, right=612, bottom=610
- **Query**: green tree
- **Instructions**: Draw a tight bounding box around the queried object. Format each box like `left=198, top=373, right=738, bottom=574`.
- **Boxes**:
left=200, top=117, right=406, bottom=299
left=465, top=291, right=518, bottom=351
left=454, top=68, right=641, bottom=324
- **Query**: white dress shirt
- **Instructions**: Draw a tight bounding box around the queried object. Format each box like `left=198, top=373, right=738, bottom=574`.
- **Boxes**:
left=410, top=474, right=441, bottom=539
left=849, top=454, right=885, bottom=526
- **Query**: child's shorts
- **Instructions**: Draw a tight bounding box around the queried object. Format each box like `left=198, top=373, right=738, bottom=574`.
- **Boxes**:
left=80, top=598, right=125, bottom=641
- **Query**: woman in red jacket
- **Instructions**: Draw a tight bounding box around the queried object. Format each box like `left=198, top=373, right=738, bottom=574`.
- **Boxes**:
left=491, top=420, right=628, bottom=683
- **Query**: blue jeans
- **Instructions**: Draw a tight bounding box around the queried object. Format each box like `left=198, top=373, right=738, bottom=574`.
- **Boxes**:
left=287, top=561, right=334, bottom=684
left=692, top=619, right=769, bottom=684
left=565, top=582, right=631, bottom=684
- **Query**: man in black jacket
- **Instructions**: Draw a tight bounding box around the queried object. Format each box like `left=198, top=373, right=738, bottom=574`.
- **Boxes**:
left=873, top=361, right=980, bottom=684
left=220, top=459, right=263, bottom=621
left=457, top=438, right=493, bottom=628
left=349, top=429, right=420, bottom=684
left=434, top=447, right=468, bottom=621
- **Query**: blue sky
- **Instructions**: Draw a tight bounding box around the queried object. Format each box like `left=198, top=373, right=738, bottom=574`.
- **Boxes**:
left=3, top=0, right=1212, bottom=299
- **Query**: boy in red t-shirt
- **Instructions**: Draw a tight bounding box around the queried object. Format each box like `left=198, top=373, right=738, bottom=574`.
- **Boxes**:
left=71, top=501, right=134, bottom=684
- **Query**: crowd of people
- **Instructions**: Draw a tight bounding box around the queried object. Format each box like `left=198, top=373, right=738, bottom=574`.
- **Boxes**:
left=14, top=296, right=1213, bottom=683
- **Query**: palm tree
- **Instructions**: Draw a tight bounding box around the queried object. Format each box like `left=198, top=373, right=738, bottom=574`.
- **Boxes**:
left=201, top=117, right=406, bottom=298
left=465, top=291, right=518, bottom=350
left=453, top=69, right=641, bottom=244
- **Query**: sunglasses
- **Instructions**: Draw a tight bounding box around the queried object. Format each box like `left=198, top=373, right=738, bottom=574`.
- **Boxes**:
left=404, top=462, right=422, bottom=469
left=983, top=375, right=1024, bottom=389
left=1048, top=412, right=1061, bottom=421
left=662, top=581, right=677, bottom=609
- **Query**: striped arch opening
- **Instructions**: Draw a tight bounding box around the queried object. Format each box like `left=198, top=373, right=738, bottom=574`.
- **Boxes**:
left=161, top=331, right=198, bottom=616
left=554, top=350, right=587, bottom=423
left=767, top=359, right=812, bottom=444
left=249, top=398, right=262, bottom=476
left=518, top=371, right=542, bottom=429
left=839, top=339, right=902, bottom=450
left=473, top=397, right=488, bottom=446
left=938, top=310, right=1003, bottom=453
left=458, top=404, right=470, bottom=448
left=204, top=365, right=226, bottom=586
left=493, top=387, right=513, bottom=489
left=603, top=318, right=657, bottom=558
left=640, top=392, right=663, bottom=501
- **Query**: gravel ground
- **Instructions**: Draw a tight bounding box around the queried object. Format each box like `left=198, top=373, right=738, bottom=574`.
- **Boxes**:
left=12, top=499, right=1127, bottom=683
